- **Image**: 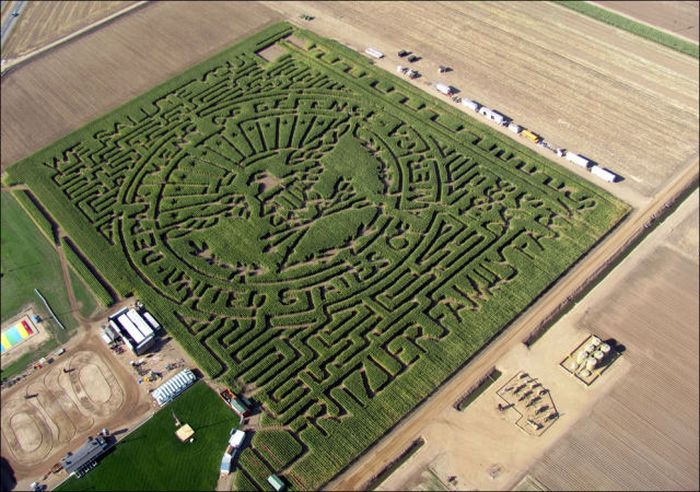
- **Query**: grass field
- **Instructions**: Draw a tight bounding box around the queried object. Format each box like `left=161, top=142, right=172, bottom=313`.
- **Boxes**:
left=4, top=22, right=629, bottom=489
left=0, top=191, right=84, bottom=379
left=57, top=381, right=239, bottom=491
left=558, top=1, right=699, bottom=58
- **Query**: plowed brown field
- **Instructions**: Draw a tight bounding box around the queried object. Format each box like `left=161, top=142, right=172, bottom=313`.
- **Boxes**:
left=2, top=1, right=136, bottom=59
left=595, top=1, right=699, bottom=43
left=0, top=1, right=282, bottom=170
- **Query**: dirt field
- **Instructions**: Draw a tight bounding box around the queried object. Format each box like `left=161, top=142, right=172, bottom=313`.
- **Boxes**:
left=527, top=190, right=699, bottom=490
left=1, top=1, right=136, bottom=60
left=0, top=1, right=282, bottom=171
left=595, top=1, right=700, bottom=43
left=376, top=321, right=630, bottom=491
left=262, top=1, right=698, bottom=206
left=0, top=328, right=151, bottom=486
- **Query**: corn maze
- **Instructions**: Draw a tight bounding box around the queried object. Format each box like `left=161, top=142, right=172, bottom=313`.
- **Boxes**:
left=6, top=23, right=629, bottom=490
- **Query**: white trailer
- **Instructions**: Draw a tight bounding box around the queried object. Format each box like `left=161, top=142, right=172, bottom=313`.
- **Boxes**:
left=364, top=47, right=384, bottom=59
left=479, top=107, right=510, bottom=126
left=461, top=98, right=480, bottom=111
left=565, top=152, right=590, bottom=168
left=590, top=165, right=617, bottom=183
left=435, top=83, right=453, bottom=95
left=229, top=429, right=246, bottom=448
left=508, top=123, right=522, bottom=134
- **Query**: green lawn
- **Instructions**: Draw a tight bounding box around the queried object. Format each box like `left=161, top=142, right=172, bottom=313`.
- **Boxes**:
left=1, top=191, right=82, bottom=380
left=57, top=381, right=240, bottom=491
left=70, top=268, right=99, bottom=319
left=1, top=192, right=76, bottom=326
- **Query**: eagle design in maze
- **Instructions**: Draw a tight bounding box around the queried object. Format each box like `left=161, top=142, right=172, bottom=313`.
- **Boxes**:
left=37, top=36, right=623, bottom=487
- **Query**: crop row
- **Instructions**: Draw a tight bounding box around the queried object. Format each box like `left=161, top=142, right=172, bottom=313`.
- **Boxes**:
left=10, top=189, right=55, bottom=244
left=60, top=237, right=114, bottom=307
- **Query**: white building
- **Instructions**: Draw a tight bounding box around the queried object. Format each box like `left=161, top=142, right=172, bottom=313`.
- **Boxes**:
left=461, top=98, right=480, bottom=111
left=108, top=307, right=160, bottom=354
left=590, top=165, right=617, bottom=183
left=565, top=152, right=590, bottom=168
left=229, top=430, right=246, bottom=448
left=151, top=368, right=196, bottom=406
left=478, top=107, right=510, bottom=126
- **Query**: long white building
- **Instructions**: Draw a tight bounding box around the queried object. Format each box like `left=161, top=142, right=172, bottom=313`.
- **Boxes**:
left=108, top=306, right=161, bottom=355
left=152, top=369, right=197, bottom=406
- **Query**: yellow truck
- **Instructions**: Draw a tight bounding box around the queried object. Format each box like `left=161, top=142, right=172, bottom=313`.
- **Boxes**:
left=521, top=129, right=542, bottom=144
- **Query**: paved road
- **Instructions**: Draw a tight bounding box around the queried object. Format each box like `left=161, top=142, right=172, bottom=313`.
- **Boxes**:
left=326, top=159, right=699, bottom=491
left=1, top=0, right=25, bottom=51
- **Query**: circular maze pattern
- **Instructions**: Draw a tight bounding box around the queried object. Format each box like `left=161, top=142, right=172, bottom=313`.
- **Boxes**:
left=30, top=27, right=627, bottom=490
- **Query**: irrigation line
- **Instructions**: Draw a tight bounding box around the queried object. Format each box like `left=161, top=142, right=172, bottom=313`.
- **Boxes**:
left=34, top=287, right=65, bottom=330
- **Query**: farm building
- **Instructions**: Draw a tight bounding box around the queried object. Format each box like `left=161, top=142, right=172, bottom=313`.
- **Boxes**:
left=108, top=307, right=160, bottom=355
left=435, top=83, right=454, bottom=96
left=229, top=429, right=246, bottom=448
left=590, top=165, right=617, bottom=183
left=151, top=368, right=197, bottom=406
left=364, top=47, right=384, bottom=59
left=59, top=435, right=113, bottom=478
left=231, top=397, right=251, bottom=417
left=268, top=474, right=286, bottom=492
left=461, top=98, right=480, bottom=111
left=100, top=325, right=119, bottom=345
left=478, top=107, right=510, bottom=126
left=565, top=152, right=590, bottom=168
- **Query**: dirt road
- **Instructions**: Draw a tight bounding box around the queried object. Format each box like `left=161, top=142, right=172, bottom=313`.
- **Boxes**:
left=327, top=160, right=699, bottom=490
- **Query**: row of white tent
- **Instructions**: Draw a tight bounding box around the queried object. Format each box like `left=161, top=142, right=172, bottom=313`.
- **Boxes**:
left=152, top=368, right=196, bottom=406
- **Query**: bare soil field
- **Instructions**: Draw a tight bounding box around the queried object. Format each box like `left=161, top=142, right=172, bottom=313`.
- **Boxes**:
left=595, top=1, right=700, bottom=43
left=0, top=330, right=151, bottom=485
left=0, top=1, right=282, bottom=170
left=376, top=316, right=630, bottom=491
left=263, top=1, right=699, bottom=205
left=527, top=190, right=699, bottom=491
left=1, top=1, right=135, bottom=60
